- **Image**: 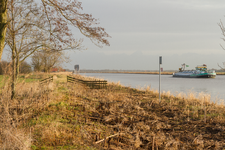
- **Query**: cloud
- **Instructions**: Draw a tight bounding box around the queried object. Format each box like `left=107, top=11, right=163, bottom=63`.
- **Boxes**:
left=66, top=50, right=225, bottom=70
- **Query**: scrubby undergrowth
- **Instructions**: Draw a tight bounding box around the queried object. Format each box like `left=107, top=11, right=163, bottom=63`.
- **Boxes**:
left=0, top=73, right=225, bottom=149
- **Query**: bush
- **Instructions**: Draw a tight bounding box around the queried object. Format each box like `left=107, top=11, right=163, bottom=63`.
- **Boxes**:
left=20, top=61, right=32, bottom=74
left=0, top=61, right=11, bottom=75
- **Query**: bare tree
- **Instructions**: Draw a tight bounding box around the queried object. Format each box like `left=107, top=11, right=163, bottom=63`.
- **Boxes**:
left=0, top=60, right=10, bottom=75
left=19, top=61, right=32, bottom=73
left=217, top=62, right=225, bottom=71
left=218, top=20, right=225, bottom=70
left=0, top=0, right=110, bottom=61
left=219, top=20, right=225, bottom=50
left=6, top=0, right=51, bottom=78
left=32, top=52, right=43, bottom=72
left=32, top=50, right=69, bottom=72
left=6, top=0, right=110, bottom=99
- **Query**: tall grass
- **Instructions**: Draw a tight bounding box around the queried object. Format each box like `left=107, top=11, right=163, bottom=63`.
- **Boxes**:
left=0, top=80, right=35, bottom=149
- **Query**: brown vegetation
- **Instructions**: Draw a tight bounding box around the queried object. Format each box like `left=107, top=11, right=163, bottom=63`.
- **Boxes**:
left=123, top=71, right=174, bottom=75
left=0, top=73, right=225, bottom=149
left=216, top=72, right=225, bottom=75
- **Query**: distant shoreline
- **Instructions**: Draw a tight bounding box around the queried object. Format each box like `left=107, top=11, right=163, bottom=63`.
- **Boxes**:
left=79, top=71, right=225, bottom=75
left=83, top=72, right=174, bottom=75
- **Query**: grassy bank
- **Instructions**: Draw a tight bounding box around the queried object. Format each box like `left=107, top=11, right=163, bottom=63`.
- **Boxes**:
left=0, top=73, right=225, bottom=149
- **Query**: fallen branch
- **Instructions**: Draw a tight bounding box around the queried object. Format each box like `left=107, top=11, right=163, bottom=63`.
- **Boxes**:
left=95, top=133, right=123, bottom=144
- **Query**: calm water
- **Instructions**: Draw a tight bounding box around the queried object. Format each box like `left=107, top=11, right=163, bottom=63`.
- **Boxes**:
left=80, top=73, right=225, bottom=102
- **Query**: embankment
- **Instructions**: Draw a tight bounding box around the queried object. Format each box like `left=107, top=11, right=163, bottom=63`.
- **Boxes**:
left=1, top=73, right=225, bottom=149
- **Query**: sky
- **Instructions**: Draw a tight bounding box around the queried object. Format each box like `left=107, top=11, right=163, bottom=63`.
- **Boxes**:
left=3, top=0, right=225, bottom=70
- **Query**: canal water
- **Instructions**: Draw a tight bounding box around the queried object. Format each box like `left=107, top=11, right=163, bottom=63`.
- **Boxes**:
left=80, top=73, right=225, bottom=103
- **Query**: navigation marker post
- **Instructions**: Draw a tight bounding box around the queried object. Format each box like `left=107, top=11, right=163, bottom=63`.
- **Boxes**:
left=159, top=56, right=162, bottom=102
left=74, top=64, right=79, bottom=74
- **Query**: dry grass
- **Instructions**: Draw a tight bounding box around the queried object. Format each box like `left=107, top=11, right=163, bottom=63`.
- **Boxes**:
left=0, top=73, right=225, bottom=149
left=216, top=72, right=225, bottom=75
left=50, top=71, right=73, bottom=75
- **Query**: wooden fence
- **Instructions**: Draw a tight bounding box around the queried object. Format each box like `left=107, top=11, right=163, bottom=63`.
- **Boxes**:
left=40, top=76, right=53, bottom=84
left=67, top=76, right=107, bottom=89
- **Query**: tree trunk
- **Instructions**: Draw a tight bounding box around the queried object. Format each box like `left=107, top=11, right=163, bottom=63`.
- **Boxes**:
left=0, top=0, right=7, bottom=60
left=11, top=35, right=16, bottom=100
left=11, top=54, right=16, bottom=99
left=11, top=0, right=16, bottom=100
left=16, top=55, right=19, bottom=78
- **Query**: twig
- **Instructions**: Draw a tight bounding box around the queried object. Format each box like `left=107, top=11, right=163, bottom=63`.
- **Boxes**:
left=204, top=96, right=206, bottom=123
left=152, top=135, right=155, bottom=150
left=95, top=133, right=123, bottom=144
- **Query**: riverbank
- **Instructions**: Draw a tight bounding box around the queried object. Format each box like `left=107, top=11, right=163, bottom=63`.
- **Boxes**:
left=1, top=73, right=225, bottom=149
left=80, top=71, right=173, bottom=75
left=80, top=71, right=225, bottom=75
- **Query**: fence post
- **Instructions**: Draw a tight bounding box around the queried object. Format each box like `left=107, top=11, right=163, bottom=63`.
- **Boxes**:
left=66, top=76, right=107, bottom=89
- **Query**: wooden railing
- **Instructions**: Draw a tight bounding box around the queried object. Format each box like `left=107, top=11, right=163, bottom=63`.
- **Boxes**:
left=67, top=76, right=107, bottom=89
left=40, top=76, right=53, bottom=84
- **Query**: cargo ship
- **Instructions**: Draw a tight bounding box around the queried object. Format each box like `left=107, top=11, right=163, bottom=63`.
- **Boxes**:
left=173, top=64, right=216, bottom=78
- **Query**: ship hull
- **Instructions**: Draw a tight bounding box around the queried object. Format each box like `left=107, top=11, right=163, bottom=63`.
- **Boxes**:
left=173, top=73, right=216, bottom=78
left=195, top=74, right=216, bottom=78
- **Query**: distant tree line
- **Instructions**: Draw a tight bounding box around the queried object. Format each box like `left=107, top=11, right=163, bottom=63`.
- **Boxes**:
left=0, top=51, right=67, bottom=75
left=0, top=61, right=32, bottom=75
left=32, top=51, right=69, bottom=73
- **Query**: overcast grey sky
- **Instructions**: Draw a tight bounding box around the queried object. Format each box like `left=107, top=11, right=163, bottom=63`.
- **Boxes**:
left=3, top=0, right=225, bottom=70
